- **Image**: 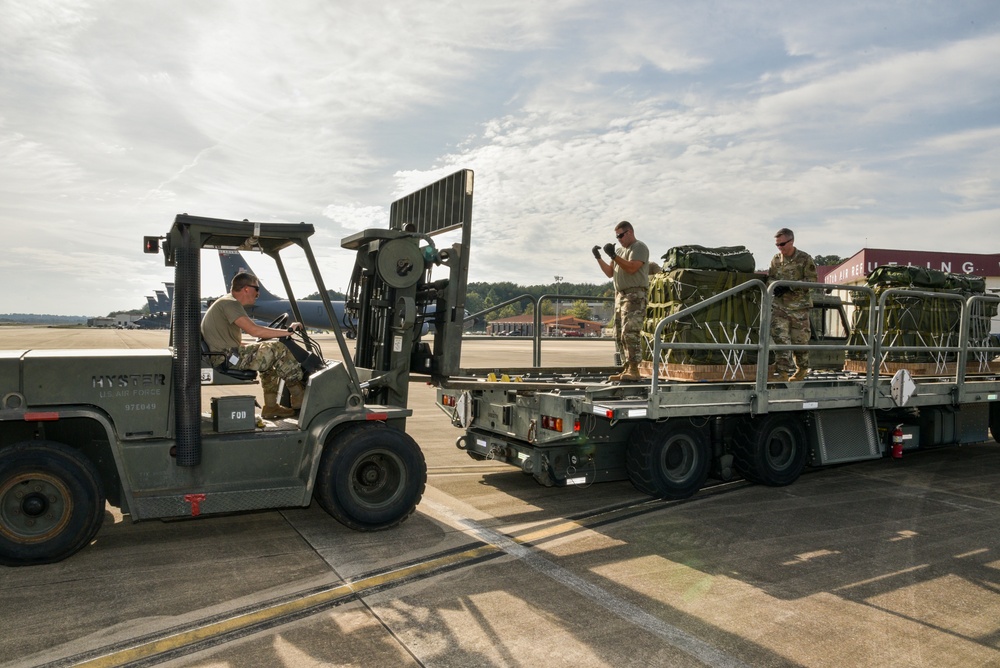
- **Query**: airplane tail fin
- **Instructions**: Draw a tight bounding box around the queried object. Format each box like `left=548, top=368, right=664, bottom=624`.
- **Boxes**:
left=218, top=250, right=282, bottom=301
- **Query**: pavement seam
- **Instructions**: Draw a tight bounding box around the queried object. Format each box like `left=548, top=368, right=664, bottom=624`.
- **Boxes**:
left=25, top=544, right=501, bottom=668
left=421, top=496, right=752, bottom=668
left=22, top=481, right=748, bottom=667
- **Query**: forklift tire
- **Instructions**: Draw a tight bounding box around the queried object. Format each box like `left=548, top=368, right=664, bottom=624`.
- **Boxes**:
left=0, top=440, right=106, bottom=566
left=314, top=423, right=427, bottom=531
left=732, top=413, right=807, bottom=486
left=626, top=420, right=711, bottom=500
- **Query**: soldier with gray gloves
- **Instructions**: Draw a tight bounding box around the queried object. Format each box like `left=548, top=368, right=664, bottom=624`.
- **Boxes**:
left=593, top=221, right=649, bottom=382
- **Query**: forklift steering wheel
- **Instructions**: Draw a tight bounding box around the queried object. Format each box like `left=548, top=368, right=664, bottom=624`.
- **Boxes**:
left=260, top=313, right=310, bottom=348
left=266, top=314, right=289, bottom=330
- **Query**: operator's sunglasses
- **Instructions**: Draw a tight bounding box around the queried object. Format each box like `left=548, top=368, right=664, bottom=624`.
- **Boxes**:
left=616, top=231, right=627, bottom=239
left=775, top=240, right=791, bottom=247
left=247, top=285, right=260, bottom=293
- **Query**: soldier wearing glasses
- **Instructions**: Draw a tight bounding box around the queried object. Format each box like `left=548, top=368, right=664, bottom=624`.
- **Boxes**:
left=768, top=228, right=817, bottom=382
left=201, top=271, right=306, bottom=419
left=593, top=221, right=649, bottom=382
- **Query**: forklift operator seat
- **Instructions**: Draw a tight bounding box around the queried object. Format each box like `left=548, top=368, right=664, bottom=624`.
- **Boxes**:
left=199, top=339, right=258, bottom=383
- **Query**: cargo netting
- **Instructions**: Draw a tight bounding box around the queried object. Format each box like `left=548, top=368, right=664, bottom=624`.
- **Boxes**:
left=642, top=267, right=764, bottom=368
left=846, top=265, right=999, bottom=372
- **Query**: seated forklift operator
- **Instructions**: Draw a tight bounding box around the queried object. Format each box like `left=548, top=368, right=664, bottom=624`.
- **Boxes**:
left=201, top=271, right=305, bottom=420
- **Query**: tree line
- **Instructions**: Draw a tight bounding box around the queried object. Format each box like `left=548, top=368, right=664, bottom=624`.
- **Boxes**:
left=463, top=254, right=846, bottom=323
left=120, top=255, right=845, bottom=322
left=464, top=281, right=614, bottom=321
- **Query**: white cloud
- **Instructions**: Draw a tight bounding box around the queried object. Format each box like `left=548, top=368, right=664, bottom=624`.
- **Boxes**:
left=321, top=203, right=388, bottom=234
left=756, top=33, right=1000, bottom=128
left=1, top=0, right=998, bottom=314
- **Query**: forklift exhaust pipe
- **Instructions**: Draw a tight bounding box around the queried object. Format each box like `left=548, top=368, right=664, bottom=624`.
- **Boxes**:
left=173, top=229, right=202, bottom=467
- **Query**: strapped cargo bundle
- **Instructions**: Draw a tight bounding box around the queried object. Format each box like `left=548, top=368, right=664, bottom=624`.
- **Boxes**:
left=661, top=244, right=756, bottom=273
left=642, top=245, right=765, bottom=380
left=846, top=265, right=999, bottom=374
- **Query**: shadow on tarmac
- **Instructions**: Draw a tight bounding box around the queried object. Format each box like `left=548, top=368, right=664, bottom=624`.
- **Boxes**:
left=4, top=442, right=1000, bottom=666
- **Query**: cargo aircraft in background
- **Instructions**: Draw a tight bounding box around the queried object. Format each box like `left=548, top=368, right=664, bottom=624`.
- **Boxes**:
left=217, top=250, right=356, bottom=336
left=129, top=283, right=175, bottom=329
left=217, top=250, right=463, bottom=337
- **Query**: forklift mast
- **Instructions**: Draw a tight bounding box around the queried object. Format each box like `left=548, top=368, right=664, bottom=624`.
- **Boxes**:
left=342, top=169, right=474, bottom=408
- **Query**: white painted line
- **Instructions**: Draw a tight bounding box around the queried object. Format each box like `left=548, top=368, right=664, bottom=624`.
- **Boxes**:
left=422, top=498, right=750, bottom=668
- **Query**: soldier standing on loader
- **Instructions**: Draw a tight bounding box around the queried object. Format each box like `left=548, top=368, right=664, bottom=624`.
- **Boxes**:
left=593, top=220, right=650, bottom=382
left=768, top=227, right=818, bottom=382
left=201, top=271, right=307, bottom=419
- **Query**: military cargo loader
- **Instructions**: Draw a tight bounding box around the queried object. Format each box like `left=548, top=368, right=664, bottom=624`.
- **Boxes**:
left=0, top=170, right=474, bottom=565
left=438, top=272, right=1000, bottom=500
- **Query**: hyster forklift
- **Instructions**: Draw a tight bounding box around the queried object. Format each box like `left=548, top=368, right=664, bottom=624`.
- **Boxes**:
left=0, top=170, right=474, bottom=565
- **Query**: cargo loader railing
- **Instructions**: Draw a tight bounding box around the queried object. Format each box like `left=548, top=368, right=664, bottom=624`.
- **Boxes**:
left=648, top=280, right=878, bottom=400
left=463, top=293, right=615, bottom=370
left=648, top=280, right=999, bottom=411
left=873, top=289, right=1000, bottom=405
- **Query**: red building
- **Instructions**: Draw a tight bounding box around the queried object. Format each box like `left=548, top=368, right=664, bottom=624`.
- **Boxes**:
left=819, top=248, right=1000, bottom=335
left=821, top=249, right=1000, bottom=288
left=487, top=315, right=603, bottom=337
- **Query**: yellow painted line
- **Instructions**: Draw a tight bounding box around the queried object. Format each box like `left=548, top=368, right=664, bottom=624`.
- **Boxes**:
left=76, top=544, right=499, bottom=668
left=516, top=519, right=588, bottom=545
left=76, top=497, right=691, bottom=666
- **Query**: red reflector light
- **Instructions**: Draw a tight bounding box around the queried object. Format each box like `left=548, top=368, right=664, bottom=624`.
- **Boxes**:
left=441, top=395, right=456, bottom=407
left=365, top=412, right=389, bottom=421
left=541, top=415, right=563, bottom=432
left=24, top=412, right=59, bottom=421
left=574, top=420, right=580, bottom=432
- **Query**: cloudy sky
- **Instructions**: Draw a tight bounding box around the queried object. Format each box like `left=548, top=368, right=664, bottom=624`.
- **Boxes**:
left=2, top=0, right=999, bottom=316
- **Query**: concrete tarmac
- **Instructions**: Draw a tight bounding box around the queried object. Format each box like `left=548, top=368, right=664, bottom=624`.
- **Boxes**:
left=2, top=326, right=1000, bottom=667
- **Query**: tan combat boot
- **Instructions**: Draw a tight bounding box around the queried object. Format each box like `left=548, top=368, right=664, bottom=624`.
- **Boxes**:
left=610, top=362, right=642, bottom=382
left=789, top=367, right=809, bottom=382
left=773, top=371, right=790, bottom=383
left=261, top=392, right=296, bottom=420
left=287, top=380, right=305, bottom=411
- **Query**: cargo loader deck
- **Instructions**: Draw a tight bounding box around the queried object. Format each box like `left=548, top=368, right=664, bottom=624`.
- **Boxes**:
left=437, top=281, right=1000, bottom=498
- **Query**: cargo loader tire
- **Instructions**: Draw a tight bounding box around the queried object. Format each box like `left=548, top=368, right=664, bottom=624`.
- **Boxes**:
left=0, top=440, right=106, bottom=566
left=626, top=421, right=710, bottom=500
left=732, top=413, right=807, bottom=486
left=314, top=423, right=427, bottom=531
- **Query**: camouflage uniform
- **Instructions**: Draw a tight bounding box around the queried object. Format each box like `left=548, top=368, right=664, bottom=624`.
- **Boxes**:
left=613, top=240, right=650, bottom=365
left=235, top=342, right=303, bottom=396
left=201, top=294, right=303, bottom=396
left=768, top=248, right=818, bottom=375
left=614, top=289, right=647, bottom=365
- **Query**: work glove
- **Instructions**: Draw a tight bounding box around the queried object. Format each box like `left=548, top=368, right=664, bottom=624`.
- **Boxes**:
left=772, top=285, right=790, bottom=298
left=592, top=245, right=601, bottom=259
left=603, top=243, right=616, bottom=258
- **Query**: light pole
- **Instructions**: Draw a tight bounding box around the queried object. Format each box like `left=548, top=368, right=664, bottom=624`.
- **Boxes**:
left=554, top=275, right=563, bottom=336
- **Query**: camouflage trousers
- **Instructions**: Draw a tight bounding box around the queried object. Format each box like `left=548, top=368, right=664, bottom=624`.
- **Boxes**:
left=236, top=340, right=303, bottom=396
left=771, top=306, right=811, bottom=374
left=614, top=289, right=647, bottom=365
